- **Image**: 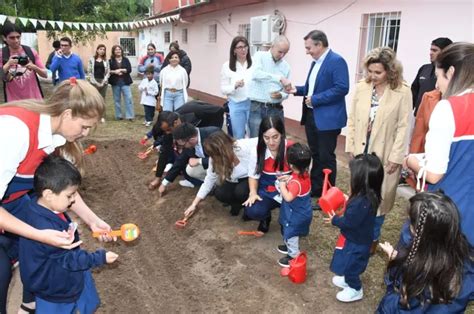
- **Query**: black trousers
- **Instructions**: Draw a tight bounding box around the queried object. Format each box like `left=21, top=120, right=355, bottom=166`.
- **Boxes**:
left=214, top=178, right=249, bottom=212
left=304, top=109, right=341, bottom=197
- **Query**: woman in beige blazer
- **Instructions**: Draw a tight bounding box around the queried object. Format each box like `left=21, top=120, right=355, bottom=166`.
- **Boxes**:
left=345, top=47, right=412, bottom=251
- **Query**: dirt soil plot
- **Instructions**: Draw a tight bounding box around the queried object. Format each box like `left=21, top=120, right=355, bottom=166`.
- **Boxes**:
left=76, top=138, right=383, bottom=313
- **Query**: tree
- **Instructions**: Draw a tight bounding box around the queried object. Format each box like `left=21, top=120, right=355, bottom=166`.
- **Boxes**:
left=0, top=0, right=152, bottom=43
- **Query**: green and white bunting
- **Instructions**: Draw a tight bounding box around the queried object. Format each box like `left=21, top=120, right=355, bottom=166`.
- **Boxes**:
left=0, top=14, right=180, bottom=31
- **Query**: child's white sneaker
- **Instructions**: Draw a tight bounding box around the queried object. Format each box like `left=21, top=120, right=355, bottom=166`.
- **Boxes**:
left=332, top=275, right=349, bottom=289
left=179, top=179, right=195, bottom=188
left=336, top=287, right=363, bottom=302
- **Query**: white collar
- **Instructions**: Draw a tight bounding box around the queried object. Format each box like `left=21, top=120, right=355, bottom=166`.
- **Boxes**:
left=38, top=114, right=66, bottom=150
left=314, top=48, right=330, bottom=64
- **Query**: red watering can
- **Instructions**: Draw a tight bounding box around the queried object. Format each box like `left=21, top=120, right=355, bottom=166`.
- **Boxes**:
left=318, top=169, right=345, bottom=215
left=280, top=252, right=307, bottom=284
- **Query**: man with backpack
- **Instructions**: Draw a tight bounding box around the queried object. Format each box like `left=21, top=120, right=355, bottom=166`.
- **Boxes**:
left=1, top=22, right=46, bottom=102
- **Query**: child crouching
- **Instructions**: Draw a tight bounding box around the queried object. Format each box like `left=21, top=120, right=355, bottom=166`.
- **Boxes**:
left=277, top=143, right=312, bottom=267
left=19, top=156, right=118, bottom=314
left=326, top=153, right=384, bottom=302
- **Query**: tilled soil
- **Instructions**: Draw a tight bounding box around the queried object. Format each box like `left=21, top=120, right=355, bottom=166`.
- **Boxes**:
left=8, top=138, right=383, bottom=313
left=77, top=139, right=380, bottom=313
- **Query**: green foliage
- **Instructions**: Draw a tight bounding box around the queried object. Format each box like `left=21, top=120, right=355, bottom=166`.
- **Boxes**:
left=1, top=0, right=151, bottom=44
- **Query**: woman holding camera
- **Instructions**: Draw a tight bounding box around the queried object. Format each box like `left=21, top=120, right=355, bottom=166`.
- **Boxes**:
left=0, top=22, right=47, bottom=102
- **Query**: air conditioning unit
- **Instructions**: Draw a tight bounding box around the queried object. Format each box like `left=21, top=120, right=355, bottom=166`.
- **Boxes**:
left=250, top=15, right=279, bottom=45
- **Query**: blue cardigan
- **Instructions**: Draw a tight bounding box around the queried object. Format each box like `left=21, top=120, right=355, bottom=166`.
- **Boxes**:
left=332, top=195, right=375, bottom=245
left=19, top=197, right=106, bottom=303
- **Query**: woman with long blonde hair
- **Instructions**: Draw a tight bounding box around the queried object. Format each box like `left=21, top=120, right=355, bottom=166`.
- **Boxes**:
left=183, top=131, right=256, bottom=218
left=0, top=78, right=114, bottom=313
left=345, top=47, right=412, bottom=253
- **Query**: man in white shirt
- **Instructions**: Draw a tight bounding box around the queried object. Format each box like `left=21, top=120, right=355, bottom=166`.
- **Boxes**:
left=248, top=35, right=292, bottom=137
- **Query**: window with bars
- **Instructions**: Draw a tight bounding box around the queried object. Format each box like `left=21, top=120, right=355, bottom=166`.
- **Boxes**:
left=208, top=24, right=217, bottom=43
left=238, top=23, right=251, bottom=41
left=356, top=11, right=401, bottom=80
left=182, top=28, right=188, bottom=44
left=119, top=38, right=136, bottom=57
left=164, top=31, right=171, bottom=43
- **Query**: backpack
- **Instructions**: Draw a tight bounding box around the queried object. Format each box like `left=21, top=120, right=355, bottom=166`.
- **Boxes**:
left=2, top=45, right=44, bottom=101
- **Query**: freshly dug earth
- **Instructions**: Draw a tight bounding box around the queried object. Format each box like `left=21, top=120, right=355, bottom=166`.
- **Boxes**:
left=74, top=138, right=395, bottom=313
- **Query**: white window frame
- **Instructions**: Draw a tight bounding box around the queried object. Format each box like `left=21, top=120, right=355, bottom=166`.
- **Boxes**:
left=182, top=28, right=188, bottom=44
left=355, top=11, right=401, bottom=81
left=119, top=37, right=137, bottom=57
left=208, top=24, right=217, bottom=43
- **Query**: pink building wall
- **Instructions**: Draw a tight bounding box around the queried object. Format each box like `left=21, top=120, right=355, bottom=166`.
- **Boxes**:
left=37, top=30, right=139, bottom=74
left=167, top=0, right=473, bottom=123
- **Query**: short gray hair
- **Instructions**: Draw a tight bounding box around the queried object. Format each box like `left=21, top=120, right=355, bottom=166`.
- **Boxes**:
left=304, top=30, right=328, bottom=47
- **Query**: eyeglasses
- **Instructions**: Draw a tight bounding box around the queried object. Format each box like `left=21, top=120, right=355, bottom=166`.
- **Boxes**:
left=235, top=45, right=248, bottom=50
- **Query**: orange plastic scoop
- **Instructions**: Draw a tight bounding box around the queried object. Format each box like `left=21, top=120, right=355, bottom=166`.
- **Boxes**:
left=137, top=145, right=154, bottom=160
left=83, top=144, right=97, bottom=155
left=92, top=223, right=140, bottom=242
left=175, top=217, right=189, bottom=229
left=175, top=208, right=198, bottom=229
left=237, top=230, right=264, bottom=237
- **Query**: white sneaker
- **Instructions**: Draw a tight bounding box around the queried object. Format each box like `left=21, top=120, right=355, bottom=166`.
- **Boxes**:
left=332, top=275, right=349, bottom=289
left=164, top=163, right=173, bottom=173
left=336, top=287, right=363, bottom=302
left=145, top=121, right=152, bottom=127
left=100, top=118, right=106, bottom=123
left=179, top=179, right=195, bottom=188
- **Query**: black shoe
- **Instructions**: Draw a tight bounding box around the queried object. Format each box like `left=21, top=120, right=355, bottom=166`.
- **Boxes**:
left=278, top=255, right=294, bottom=268
left=277, top=244, right=288, bottom=254
left=257, top=216, right=271, bottom=233
left=230, top=205, right=241, bottom=216
left=312, top=203, right=322, bottom=211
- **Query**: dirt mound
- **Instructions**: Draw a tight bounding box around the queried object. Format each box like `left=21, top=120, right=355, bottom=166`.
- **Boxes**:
left=77, top=139, right=378, bottom=313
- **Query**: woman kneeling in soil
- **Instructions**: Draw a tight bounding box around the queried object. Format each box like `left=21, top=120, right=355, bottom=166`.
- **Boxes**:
left=183, top=131, right=256, bottom=218
left=243, top=116, right=292, bottom=233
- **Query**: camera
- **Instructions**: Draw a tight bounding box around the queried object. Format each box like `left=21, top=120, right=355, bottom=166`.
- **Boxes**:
left=13, top=55, right=29, bottom=66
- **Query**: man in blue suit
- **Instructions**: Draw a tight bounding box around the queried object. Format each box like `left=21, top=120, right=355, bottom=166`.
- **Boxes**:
left=288, top=30, right=349, bottom=199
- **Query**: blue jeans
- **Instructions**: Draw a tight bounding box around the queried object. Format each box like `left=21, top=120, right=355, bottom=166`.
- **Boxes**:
left=163, top=89, right=185, bottom=112
left=249, top=101, right=284, bottom=138
left=228, top=98, right=250, bottom=139
left=112, top=84, right=134, bottom=119
left=373, top=215, right=386, bottom=241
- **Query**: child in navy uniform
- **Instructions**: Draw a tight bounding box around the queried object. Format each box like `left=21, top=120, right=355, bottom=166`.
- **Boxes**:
left=277, top=143, right=312, bottom=267
left=326, top=153, right=384, bottom=302
left=377, top=191, right=474, bottom=313
left=19, top=156, right=118, bottom=314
